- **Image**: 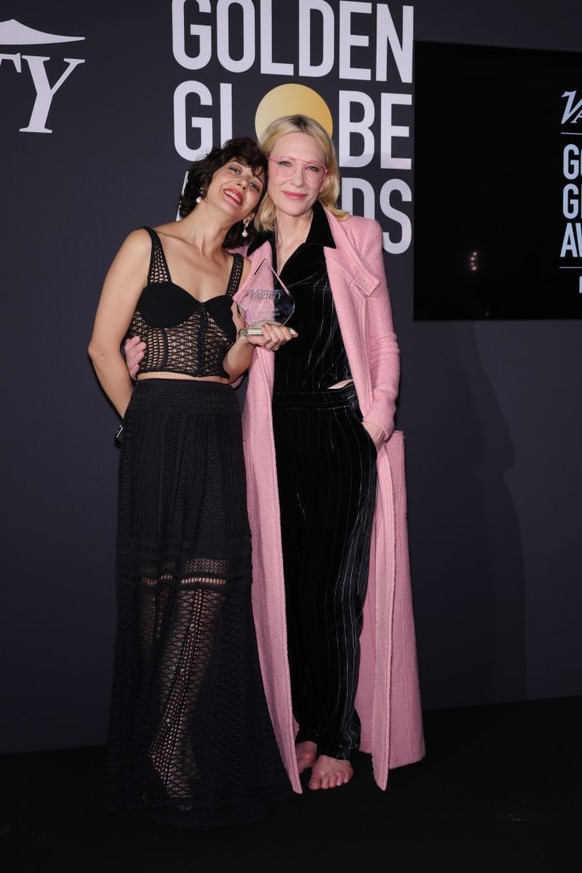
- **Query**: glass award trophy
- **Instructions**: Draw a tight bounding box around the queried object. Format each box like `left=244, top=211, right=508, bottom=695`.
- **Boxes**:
left=237, top=258, right=295, bottom=336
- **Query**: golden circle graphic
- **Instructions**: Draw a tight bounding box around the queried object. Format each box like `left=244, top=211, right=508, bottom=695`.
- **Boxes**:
left=255, top=85, right=333, bottom=141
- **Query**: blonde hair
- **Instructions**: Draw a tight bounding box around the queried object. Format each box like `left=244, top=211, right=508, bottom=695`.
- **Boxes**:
left=254, top=114, right=348, bottom=231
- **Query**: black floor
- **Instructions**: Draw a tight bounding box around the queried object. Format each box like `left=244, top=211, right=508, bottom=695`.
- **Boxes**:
left=1, top=696, right=581, bottom=872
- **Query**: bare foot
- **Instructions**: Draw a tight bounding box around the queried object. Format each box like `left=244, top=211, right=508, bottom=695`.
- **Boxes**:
left=296, top=740, right=318, bottom=774
left=308, top=755, right=353, bottom=790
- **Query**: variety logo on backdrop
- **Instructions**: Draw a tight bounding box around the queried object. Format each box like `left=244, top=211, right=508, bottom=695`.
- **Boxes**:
left=171, top=0, right=414, bottom=254
left=0, top=17, right=85, bottom=133
left=560, top=90, right=582, bottom=291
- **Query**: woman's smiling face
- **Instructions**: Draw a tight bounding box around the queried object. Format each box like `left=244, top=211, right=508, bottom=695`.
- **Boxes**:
left=209, top=158, right=265, bottom=221
left=266, top=132, right=327, bottom=218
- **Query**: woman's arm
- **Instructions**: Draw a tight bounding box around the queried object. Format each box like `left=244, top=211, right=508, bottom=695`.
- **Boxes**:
left=88, top=229, right=150, bottom=417
left=359, top=219, right=400, bottom=441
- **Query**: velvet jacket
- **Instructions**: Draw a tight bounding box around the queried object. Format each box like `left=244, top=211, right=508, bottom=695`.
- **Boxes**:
left=234, top=207, right=425, bottom=791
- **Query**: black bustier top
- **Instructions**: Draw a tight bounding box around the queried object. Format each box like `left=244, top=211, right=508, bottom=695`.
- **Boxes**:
left=129, top=226, right=242, bottom=379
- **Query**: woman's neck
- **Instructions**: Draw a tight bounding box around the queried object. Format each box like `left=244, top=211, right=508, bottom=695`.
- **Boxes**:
left=174, top=206, right=232, bottom=257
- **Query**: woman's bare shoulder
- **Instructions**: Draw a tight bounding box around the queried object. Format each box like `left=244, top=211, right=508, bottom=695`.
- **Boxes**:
left=120, top=226, right=153, bottom=250
left=108, top=227, right=152, bottom=270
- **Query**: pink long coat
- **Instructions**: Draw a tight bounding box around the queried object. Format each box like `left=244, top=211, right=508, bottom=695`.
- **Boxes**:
left=235, top=208, right=425, bottom=792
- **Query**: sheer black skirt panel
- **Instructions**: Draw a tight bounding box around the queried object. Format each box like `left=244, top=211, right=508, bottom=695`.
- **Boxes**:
left=106, top=379, right=291, bottom=828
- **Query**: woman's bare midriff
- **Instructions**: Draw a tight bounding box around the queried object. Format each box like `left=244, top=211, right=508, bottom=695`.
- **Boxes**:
left=137, top=372, right=230, bottom=384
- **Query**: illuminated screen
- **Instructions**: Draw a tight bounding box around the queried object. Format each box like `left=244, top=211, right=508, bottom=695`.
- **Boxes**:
left=414, top=42, right=582, bottom=319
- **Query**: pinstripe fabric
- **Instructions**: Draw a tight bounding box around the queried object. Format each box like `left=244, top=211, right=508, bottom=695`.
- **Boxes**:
left=272, top=383, right=377, bottom=760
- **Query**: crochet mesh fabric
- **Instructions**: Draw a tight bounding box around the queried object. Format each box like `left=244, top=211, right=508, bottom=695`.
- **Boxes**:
left=128, top=229, right=243, bottom=379
left=105, top=381, right=291, bottom=828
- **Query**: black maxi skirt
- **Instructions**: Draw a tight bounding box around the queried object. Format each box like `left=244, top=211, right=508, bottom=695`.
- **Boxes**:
left=105, top=379, right=291, bottom=829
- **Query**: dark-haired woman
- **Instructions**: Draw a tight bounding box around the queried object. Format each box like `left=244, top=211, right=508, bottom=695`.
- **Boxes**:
left=88, top=137, right=296, bottom=828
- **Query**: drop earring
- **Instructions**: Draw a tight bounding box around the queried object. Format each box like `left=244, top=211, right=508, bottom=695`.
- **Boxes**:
left=195, top=194, right=202, bottom=204
left=241, top=218, right=250, bottom=238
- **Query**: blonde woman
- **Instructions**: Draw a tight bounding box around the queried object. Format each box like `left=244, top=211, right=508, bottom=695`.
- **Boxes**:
left=238, top=115, right=424, bottom=792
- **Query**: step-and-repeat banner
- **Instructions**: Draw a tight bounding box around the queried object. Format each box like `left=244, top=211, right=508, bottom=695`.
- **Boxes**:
left=0, top=1, right=414, bottom=752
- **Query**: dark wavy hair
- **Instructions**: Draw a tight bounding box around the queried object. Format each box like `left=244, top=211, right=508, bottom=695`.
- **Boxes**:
left=179, top=136, right=268, bottom=248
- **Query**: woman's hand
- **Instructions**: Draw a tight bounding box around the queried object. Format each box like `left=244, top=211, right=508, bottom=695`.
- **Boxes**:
left=223, top=322, right=298, bottom=383
left=124, top=335, right=146, bottom=379
left=362, top=420, right=385, bottom=452
left=243, top=323, right=298, bottom=351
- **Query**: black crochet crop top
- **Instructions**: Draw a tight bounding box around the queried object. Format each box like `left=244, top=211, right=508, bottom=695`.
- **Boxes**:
left=128, top=226, right=243, bottom=379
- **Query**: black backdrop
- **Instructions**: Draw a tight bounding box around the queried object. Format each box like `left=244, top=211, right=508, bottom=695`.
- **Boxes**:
left=2, top=0, right=581, bottom=756
left=1, top=0, right=416, bottom=753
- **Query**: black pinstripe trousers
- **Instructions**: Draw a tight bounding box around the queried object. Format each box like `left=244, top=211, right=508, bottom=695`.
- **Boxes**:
left=272, top=382, right=378, bottom=760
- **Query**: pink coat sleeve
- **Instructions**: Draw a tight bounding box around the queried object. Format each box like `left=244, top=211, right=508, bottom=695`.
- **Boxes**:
left=360, top=219, right=400, bottom=439
left=328, top=214, right=400, bottom=440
